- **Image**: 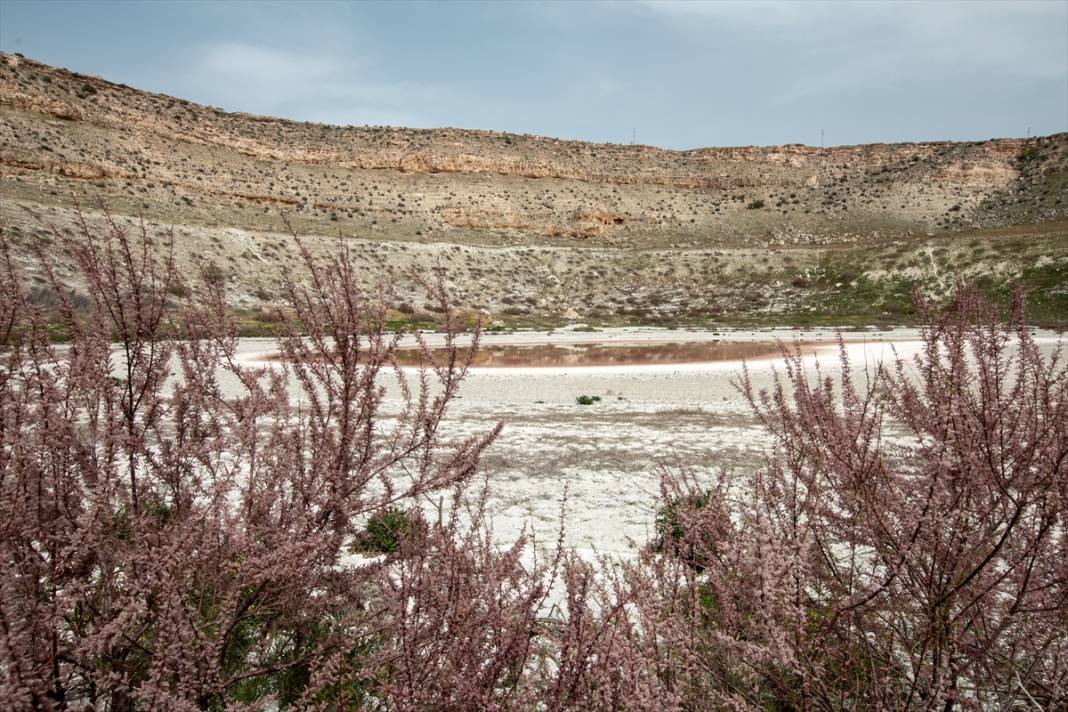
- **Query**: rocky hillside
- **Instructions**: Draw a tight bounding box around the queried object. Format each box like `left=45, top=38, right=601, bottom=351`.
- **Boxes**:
left=2, top=52, right=1066, bottom=327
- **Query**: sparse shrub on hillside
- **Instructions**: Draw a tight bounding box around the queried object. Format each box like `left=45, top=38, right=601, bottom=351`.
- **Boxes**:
left=1017, top=145, right=1041, bottom=163
left=201, top=260, right=226, bottom=286
left=166, top=279, right=190, bottom=297
left=746, top=199, right=765, bottom=209
left=576, top=394, right=601, bottom=405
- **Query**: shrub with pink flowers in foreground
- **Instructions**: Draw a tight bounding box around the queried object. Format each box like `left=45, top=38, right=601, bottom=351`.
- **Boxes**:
left=1, top=217, right=1064, bottom=710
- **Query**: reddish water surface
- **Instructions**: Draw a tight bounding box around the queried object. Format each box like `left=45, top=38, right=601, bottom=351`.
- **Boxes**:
left=390, top=341, right=792, bottom=368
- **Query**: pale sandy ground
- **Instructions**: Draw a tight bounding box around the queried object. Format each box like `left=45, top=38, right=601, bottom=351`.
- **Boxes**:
left=235, top=327, right=1064, bottom=562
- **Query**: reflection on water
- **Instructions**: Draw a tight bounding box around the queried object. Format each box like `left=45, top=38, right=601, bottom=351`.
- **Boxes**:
left=394, top=341, right=788, bottom=368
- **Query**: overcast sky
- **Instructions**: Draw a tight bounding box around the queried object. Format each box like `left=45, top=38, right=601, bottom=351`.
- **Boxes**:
left=1, top=0, right=1065, bottom=149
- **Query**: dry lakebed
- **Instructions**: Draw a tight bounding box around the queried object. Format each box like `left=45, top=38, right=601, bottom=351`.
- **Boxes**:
left=225, top=326, right=1066, bottom=559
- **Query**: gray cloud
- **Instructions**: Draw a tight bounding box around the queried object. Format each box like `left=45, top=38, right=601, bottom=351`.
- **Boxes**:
left=177, top=42, right=437, bottom=127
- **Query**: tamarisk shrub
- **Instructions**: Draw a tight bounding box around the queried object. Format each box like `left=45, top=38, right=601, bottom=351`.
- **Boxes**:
left=610, top=285, right=1066, bottom=710
left=0, top=215, right=526, bottom=710
left=3, top=208, right=1065, bottom=712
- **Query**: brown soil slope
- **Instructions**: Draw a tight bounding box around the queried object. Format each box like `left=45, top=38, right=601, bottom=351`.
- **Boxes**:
left=2, top=53, right=1066, bottom=326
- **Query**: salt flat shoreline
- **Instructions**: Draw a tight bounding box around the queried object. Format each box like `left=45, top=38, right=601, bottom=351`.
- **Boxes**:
left=228, top=328, right=1064, bottom=556
left=235, top=326, right=1063, bottom=375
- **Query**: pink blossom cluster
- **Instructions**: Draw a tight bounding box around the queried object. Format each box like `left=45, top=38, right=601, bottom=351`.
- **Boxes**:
left=1, top=217, right=1064, bottom=710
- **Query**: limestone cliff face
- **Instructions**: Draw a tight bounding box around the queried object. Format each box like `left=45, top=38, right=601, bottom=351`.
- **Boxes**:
left=2, top=51, right=1066, bottom=250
